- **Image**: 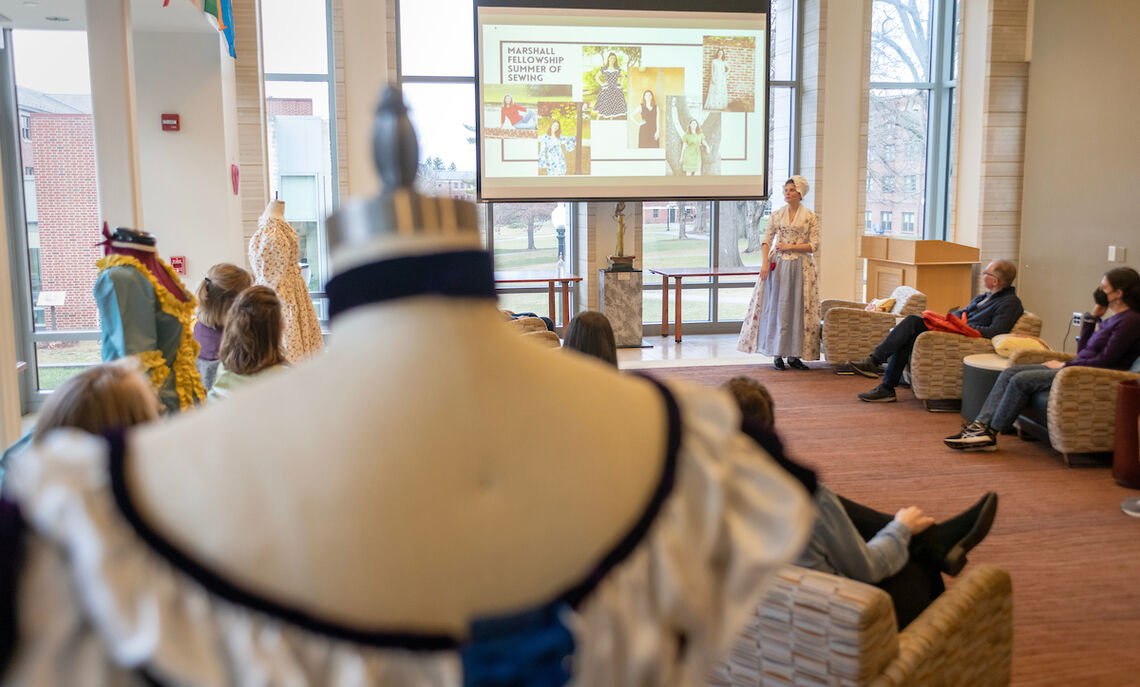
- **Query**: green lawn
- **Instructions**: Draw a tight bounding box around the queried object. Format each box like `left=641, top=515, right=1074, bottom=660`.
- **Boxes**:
left=34, top=340, right=101, bottom=390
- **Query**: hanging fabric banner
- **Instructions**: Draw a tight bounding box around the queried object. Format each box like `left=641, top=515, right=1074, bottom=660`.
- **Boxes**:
left=204, top=0, right=237, bottom=58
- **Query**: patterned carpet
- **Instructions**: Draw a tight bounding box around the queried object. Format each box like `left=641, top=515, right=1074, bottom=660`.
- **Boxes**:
left=644, top=361, right=1140, bottom=686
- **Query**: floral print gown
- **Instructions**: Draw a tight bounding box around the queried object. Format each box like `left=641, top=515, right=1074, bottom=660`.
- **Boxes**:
left=249, top=214, right=324, bottom=362
left=737, top=204, right=821, bottom=360
left=538, top=134, right=577, bottom=176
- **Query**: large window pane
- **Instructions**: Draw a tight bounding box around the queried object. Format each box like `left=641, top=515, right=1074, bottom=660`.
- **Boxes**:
left=769, top=86, right=793, bottom=197
left=265, top=82, right=334, bottom=291
left=491, top=202, right=568, bottom=272
left=13, top=30, right=102, bottom=392
left=399, top=0, right=475, bottom=77
left=867, top=89, right=927, bottom=237
left=642, top=201, right=712, bottom=323
left=401, top=83, right=477, bottom=199
left=644, top=288, right=712, bottom=326
left=870, top=0, right=932, bottom=83
left=34, top=340, right=100, bottom=391
left=262, top=0, right=329, bottom=74
left=770, top=0, right=797, bottom=81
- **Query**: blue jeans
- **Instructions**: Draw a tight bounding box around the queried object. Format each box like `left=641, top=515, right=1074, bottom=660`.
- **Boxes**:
left=975, top=364, right=1059, bottom=431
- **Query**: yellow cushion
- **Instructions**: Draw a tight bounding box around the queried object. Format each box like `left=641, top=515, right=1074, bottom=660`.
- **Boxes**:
left=992, top=333, right=1051, bottom=357
left=864, top=297, right=896, bottom=313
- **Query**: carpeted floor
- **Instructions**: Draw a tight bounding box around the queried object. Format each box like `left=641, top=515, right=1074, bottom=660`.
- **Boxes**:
left=644, top=362, right=1140, bottom=686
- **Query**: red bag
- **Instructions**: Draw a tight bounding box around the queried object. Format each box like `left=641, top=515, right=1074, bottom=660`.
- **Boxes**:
left=921, top=310, right=982, bottom=337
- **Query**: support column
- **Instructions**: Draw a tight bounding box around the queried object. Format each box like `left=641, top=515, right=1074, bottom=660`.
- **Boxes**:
left=85, top=0, right=143, bottom=229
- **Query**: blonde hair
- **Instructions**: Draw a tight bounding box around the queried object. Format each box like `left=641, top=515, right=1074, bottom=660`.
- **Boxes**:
left=219, top=286, right=285, bottom=376
left=33, top=361, right=160, bottom=444
left=196, top=263, right=253, bottom=329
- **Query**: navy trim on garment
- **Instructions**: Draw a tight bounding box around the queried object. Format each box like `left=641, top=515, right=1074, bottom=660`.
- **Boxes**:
left=104, top=380, right=684, bottom=652
left=0, top=498, right=26, bottom=675
left=325, top=250, right=497, bottom=320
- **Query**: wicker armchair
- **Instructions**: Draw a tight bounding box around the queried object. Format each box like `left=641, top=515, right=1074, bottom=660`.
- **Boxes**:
left=1007, top=349, right=1140, bottom=464
left=709, top=563, right=1013, bottom=687
left=910, top=312, right=1042, bottom=411
left=821, top=286, right=927, bottom=369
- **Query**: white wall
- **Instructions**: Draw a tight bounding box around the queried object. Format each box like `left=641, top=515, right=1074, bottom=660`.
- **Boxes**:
left=952, top=0, right=990, bottom=248
left=341, top=0, right=389, bottom=199
left=816, top=0, right=865, bottom=302
left=133, top=31, right=245, bottom=291
left=1018, top=0, right=1140, bottom=347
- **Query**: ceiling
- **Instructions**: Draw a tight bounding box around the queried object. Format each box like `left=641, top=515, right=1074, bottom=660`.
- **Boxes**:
left=0, top=0, right=215, bottom=33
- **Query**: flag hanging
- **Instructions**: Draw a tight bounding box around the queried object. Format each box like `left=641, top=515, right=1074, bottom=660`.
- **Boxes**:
left=204, top=0, right=237, bottom=58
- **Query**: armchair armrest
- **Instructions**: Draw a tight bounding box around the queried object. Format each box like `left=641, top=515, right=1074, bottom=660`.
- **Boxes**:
left=877, top=564, right=1012, bottom=687
left=1008, top=350, right=1074, bottom=366
left=910, top=332, right=999, bottom=400
left=821, top=299, right=868, bottom=319
left=1044, top=366, right=1140, bottom=456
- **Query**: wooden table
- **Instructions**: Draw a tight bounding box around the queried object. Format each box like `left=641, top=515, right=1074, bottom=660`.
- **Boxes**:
left=494, top=271, right=582, bottom=329
left=647, top=266, right=762, bottom=342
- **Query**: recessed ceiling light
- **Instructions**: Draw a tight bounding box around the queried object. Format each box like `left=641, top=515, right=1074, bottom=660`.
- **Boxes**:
left=44, top=16, right=69, bottom=22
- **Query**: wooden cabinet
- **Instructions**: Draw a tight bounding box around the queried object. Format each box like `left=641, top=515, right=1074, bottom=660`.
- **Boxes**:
left=860, top=237, right=980, bottom=314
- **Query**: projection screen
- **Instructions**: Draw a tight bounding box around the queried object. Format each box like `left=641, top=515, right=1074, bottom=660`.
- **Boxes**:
left=475, top=1, right=771, bottom=202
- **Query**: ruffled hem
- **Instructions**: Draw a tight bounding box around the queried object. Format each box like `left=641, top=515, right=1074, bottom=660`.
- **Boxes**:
left=4, top=381, right=812, bottom=686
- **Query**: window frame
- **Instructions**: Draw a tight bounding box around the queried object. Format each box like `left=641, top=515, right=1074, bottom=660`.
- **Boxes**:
left=262, top=0, right=340, bottom=317
left=866, top=0, right=959, bottom=240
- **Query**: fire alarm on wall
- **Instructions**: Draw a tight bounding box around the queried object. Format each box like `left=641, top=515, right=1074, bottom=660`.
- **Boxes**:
left=161, top=114, right=180, bottom=131
left=169, top=255, right=187, bottom=275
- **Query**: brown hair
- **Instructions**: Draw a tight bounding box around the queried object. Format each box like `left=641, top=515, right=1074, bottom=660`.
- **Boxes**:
left=563, top=311, right=617, bottom=367
left=196, top=263, right=253, bottom=329
left=218, top=286, right=285, bottom=376
left=33, top=361, right=160, bottom=444
left=722, top=376, right=775, bottom=429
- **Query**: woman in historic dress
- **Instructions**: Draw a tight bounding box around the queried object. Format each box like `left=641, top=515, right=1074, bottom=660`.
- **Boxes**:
left=704, top=48, right=730, bottom=110
left=499, top=93, right=537, bottom=129
left=635, top=89, right=659, bottom=148
left=593, top=52, right=628, bottom=119
left=537, top=119, right=577, bottom=176
left=737, top=175, right=821, bottom=370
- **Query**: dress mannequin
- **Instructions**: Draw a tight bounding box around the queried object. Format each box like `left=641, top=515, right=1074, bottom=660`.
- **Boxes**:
left=249, top=198, right=324, bottom=361
left=3, top=89, right=811, bottom=685
left=94, top=224, right=205, bottom=413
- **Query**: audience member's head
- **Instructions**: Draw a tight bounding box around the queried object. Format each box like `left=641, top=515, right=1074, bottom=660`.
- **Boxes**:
left=563, top=311, right=618, bottom=367
left=219, top=286, right=285, bottom=376
left=1105, top=266, right=1140, bottom=311
left=986, top=260, right=1017, bottom=289
left=722, top=375, right=775, bottom=430
left=196, top=263, right=253, bottom=329
left=33, top=361, right=160, bottom=444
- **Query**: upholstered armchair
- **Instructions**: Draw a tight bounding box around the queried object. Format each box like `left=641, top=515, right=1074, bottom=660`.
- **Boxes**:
left=1007, top=349, right=1140, bottom=464
left=910, top=312, right=1043, bottom=411
left=709, top=563, right=1013, bottom=687
left=821, top=286, right=927, bottom=370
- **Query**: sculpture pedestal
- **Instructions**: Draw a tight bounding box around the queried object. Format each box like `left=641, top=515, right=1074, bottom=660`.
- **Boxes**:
left=599, top=269, right=644, bottom=347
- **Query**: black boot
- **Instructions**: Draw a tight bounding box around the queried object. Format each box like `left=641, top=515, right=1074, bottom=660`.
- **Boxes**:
left=773, top=356, right=786, bottom=371
left=929, top=492, right=999, bottom=575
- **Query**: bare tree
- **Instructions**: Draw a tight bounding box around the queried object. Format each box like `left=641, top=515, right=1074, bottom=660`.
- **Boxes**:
left=495, top=202, right=558, bottom=250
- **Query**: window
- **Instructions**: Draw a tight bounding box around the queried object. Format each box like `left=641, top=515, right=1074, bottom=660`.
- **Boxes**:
left=902, top=211, right=916, bottom=234
left=881, top=211, right=893, bottom=233
left=262, top=0, right=338, bottom=313
left=19, top=113, right=30, bottom=140
left=865, top=211, right=873, bottom=231
left=865, top=0, right=959, bottom=239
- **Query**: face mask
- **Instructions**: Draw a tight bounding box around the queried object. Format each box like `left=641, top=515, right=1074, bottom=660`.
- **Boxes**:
left=1093, top=288, right=1109, bottom=307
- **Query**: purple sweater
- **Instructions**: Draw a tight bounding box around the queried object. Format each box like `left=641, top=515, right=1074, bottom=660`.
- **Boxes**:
left=193, top=322, right=223, bottom=361
left=1069, top=308, right=1140, bottom=369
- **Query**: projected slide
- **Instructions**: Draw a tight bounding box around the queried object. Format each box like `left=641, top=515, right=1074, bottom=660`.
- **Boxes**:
left=476, top=6, right=768, bottom=201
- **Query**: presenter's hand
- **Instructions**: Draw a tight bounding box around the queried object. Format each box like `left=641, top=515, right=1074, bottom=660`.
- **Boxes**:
left=759, top=266, right=769, bottom=282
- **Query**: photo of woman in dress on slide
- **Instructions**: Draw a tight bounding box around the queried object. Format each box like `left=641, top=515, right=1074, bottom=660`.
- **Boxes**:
left=594, top=52, right=628, bottom=119
left=704, top=47, right=730, bottom=110
left=537, top=120, right=577, bottom=176
left=671, top=117, right=709, bottom=176
left=634, top=89, right=658, bottom=148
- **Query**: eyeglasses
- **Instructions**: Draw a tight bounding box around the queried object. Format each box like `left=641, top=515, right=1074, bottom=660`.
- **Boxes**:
left=983, top=271, right=998, bottom=278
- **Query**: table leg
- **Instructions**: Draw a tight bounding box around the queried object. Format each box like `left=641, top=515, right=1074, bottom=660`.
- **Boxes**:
left=560, top=280, right=570, bottom=333
left=660, top=277, right=669, bottom=337
left=548, top=282, right=557, bottom=327
left=674, top=276, right=683, bottom=343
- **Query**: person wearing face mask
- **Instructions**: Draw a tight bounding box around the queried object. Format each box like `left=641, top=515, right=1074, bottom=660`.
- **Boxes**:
left=850, top=259, right=1024, bottom=403
left=946, top=267, right=1140, bottom=450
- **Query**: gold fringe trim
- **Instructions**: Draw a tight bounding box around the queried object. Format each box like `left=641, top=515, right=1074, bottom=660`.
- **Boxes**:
left=97, top=254, right=206, bottom=410
left=134, top=349, right=171, bottom=394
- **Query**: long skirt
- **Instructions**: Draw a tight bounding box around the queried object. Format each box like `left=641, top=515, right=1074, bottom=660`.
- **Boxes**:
left=754, top=259, right=804, bottom=357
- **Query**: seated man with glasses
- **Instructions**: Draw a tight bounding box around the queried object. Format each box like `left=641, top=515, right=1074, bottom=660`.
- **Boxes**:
left=850, top=260, right=1024, bottom=403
